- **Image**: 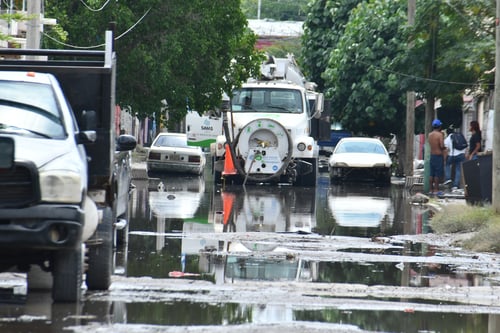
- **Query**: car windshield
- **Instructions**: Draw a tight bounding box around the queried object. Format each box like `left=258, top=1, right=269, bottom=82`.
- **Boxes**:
left=0, top=81, right=65, bottom=138
left=231, top=88, right=303, bottom=114
left=336, top=141, right=386, bottom=154
left=154, top=135, right=188, bottom=147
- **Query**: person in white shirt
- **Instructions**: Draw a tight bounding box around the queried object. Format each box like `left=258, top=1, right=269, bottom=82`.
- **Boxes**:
left=444, top=125, right=466, bottom=189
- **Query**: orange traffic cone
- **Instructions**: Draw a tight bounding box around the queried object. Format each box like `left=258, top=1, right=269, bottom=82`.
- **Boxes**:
left=222, top=143, right=237, bottom=175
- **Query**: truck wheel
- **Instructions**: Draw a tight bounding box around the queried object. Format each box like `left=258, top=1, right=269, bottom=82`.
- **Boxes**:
left=86, top=207, right=113, bottom=290
left=212, top=156, right=222, bottom=185
left=295, top=158, right=318, bottom=187
left=52, top=245, right=83, bottom=302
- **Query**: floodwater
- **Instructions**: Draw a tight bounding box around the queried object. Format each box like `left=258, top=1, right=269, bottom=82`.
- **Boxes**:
left=1, top=164, right=500, bottom=333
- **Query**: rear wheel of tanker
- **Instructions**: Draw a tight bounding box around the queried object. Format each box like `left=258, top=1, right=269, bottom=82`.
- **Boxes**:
left=294, top=158, right=318, bottom=187
left=212, top=156, right=222, bottom=185
left=52, top=245, right=83, bottom=302
left=86, top=207, right=113, bottom=291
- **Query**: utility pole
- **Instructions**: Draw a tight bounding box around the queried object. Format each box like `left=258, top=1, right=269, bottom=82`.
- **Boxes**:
left=26, top=0, right=41, bottom=50
left=405, top=0, right=416, bottom=180
left=493, top=0, right=500, bottom=212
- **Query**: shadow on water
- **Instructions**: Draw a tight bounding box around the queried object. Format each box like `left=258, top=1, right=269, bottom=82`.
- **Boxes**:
left=1, top=168, right=499, bottom=332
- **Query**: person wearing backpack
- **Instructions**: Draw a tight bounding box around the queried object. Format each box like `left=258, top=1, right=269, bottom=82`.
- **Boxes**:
left=444, top=125, right=467, bottom=189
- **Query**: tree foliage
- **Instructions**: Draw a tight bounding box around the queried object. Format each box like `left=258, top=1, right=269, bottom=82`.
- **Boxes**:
left=397, top=0, right=495, bottom=99
left=323, top=0, right=407, bottom=137
left=43, top=0, right=262, bottom=125
left=302, top=0, right=495, bottom=137
left=302, top=0, right=364, bottom=91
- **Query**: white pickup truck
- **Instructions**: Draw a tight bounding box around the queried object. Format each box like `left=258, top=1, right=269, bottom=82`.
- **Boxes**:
left=0, top=31, right=136, bottom=302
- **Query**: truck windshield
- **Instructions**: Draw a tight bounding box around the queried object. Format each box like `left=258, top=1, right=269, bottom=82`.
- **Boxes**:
left=0, top=81, right=65, bottom=138
left=232, top=88, right=303, bottom=114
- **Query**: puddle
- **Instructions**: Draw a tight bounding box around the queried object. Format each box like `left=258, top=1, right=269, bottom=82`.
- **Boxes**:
left=1, top=169, right=499, bottom=332
left=126, top=175, right=497, bottom=290
left=1, top=294, right=498, bottom=333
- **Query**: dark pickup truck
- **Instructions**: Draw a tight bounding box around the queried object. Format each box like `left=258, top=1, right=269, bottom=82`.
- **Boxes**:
left=0, top=31, right=136, bottom=302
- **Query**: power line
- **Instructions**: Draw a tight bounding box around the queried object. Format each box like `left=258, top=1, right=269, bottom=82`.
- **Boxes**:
left=42, top=7, right=151, bottom=49
left=356, top=58, right=493, bottom=87
left=79, top=0, right=111, bottom=12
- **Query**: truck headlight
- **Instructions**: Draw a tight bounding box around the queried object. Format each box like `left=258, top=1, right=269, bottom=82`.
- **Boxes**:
left=40, top=170, right=83, bottom=203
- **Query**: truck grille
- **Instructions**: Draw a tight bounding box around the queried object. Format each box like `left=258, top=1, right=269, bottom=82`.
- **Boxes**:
left=0, top=163, right=38, bottom=208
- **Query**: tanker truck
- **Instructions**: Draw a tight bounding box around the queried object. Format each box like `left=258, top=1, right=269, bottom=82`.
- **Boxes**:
left=212, top=54, right=324, bottom=186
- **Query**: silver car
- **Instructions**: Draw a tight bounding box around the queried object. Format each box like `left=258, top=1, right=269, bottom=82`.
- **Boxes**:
left=147, top=133, right=206, bottom=175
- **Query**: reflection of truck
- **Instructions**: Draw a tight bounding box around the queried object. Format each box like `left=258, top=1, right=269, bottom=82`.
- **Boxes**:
left=0, top=31, right=136, bottom=302
left=212, top=55, right=324, bottom=186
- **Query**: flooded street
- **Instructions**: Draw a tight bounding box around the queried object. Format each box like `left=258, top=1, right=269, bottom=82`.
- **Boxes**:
left=1, top=163, right=500, bottom=333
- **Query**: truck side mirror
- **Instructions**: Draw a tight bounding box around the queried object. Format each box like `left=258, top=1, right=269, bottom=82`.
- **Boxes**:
left=76, top=130, right=97, bottom=144
left=80, top=110, right=97, bottom=131
left=116, top=134, right=137, bottom=152
left=309, top=93, right=324, bottom=119
left=314, top=93, right=324, bottom=119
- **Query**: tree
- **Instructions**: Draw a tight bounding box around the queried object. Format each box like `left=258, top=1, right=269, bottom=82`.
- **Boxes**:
left=396, top=0, right=495, bottom=133
left=302, top=0, right=364, bottom=91
left=323, top=0, right=408, bottom=137
left=43, top=0, right=262, bottom=125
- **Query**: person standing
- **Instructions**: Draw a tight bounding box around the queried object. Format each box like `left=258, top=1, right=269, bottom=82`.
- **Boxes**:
left=428, top=119, right=446, bottom=195
left=444, top=125, right=466, bottom=189
left=467, top=120, right=482, bottom=160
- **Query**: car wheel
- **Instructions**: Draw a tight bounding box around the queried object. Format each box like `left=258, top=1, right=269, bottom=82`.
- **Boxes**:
left=86, top=207, right=113, bottom=290
left=329, top=167, right=343, bottom=183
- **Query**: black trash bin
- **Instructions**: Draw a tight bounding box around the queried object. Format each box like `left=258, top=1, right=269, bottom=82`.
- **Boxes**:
left=462, top=154, right=492, bottom=204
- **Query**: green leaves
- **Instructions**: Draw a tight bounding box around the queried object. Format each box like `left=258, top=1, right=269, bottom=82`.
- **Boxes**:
left=44, top=0, right=262, bottom=124
left=303, top=0, right=495, bottom=137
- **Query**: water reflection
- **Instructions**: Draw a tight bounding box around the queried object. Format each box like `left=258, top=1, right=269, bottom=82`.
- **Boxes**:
left=131, top=175, right=494, bottom=291
left=326, top=183, right=399, bottom=238
left=3, top=170, right=497, bottom=332
left=212, top=185, right=317, bottom=233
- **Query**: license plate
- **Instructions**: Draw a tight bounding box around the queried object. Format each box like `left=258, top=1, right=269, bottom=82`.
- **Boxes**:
left=169, top=154, right=180, bottom=161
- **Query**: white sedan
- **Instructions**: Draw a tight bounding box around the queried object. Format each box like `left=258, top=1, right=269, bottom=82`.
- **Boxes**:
left=146, top=133, right=206, bottom=175
left=329, top=137, right=392, bottom=184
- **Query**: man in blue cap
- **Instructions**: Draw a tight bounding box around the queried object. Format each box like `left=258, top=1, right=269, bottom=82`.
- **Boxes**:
left=428, top=119, right=446, bottom=196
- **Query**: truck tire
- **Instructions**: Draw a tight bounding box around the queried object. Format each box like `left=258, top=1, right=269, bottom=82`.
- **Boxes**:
left=86, top=207, right=113, bottom=290
left=295, top=158, right=318, bottom=187
left=212, top=156, right=222, bottom=185
left=52, top=245, right=83, bottom=302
